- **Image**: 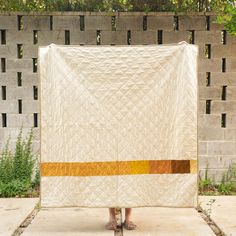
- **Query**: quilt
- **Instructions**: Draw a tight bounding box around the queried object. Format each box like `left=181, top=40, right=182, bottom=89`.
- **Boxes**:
left=39, top=43, right=198, bottom=208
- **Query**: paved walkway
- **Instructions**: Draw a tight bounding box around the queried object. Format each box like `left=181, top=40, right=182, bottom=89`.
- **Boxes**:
left=1, top=196, right=236, bottom=235
left=0, top=198, right=38, bottom=236
left=199, top=196, right=236, bottom=236
left=122, top=207, right=215, bottom=236
left=22, top=207, right=113, bottom=236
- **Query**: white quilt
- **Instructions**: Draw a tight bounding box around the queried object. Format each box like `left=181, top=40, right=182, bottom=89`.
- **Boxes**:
left=39, top=43, right=198, bottom=208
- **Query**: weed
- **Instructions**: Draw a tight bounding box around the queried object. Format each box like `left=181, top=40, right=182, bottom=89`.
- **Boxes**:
left=0, top=128, right=39, bottom=197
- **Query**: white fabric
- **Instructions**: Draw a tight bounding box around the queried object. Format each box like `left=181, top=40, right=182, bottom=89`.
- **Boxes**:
left=39, top=43, right=198, bottom=208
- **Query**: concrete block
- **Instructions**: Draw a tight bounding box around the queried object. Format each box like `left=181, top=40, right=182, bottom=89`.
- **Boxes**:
left=77, top=30, right=97, bottom=45
left=7, top=30, right=34, bottom=44
left=0, top=16, right=17, bottom=29
left=131, top=30, right=156, bottom=45
left=7, top=113, right=34, bottom=128
left=198, top=141, right=207, bottom=155
left=200, top=155, right=236, bottom=169
left=23, top=45, right=38, bottom=58
left=226, top=115, right=236, bottom=128
left=85, top=15, right=111, bottom=30
left=207, top=141, right=236, bottom=155
left=0, top=136, right=40, bottom=153
left=224, top=129, right=236, bottom=140
left=199, top=168, right=231, bottom=183
left=227, top=58, right=236, bottom=72
left=116, top=16, right=143, bottom=31
left=0, top=45, right=8, bottom=57
left=0, top=73, right=16, bottom=86
left=51, top=30, right=65, bottom=44
left=38, top=31, right=54, bottom=45
left=53, top=16, right=80, bottom=30
left=0, top=44, right=17, bottom=59
left=3, top=44, right=39, bottom=59
left=210, top=72, right=236, bottom=86
left=198, top=100, right=206, bottom=114
left=163, top=31, right=188, bottom=44
left=198, top=86, right=222, bottom=100
left=21, top=72, right=38, bottom=86
left=7, top=87, right=34, bottom=99
left=0, top=71, right=38, bottom=87
left=227, top=86, right=236, bottom=100
left=212, top=45, right=236, bottom=58
left=147, top=16, right=174, bottom=30
left=198, top=59, right=222, bottom=73
left=23, top=16, right=50, bottom=31
left=0, top=100, right=17, bottom=113
left=197, top=44, right=207, bottom=59
left=195, top=31, right=221, bottom=45
left=198, top=127, right=224, bottom=141
left=197, top=44, right=232, bottom=60
left=179, top=15, right=206, bottom=30
left=7, top=59, right=35, bottom=73
left=227, top=34, right=236, bottom=45
left=38, top=30, right=68, bottom=45
left=199, top=114, right=221, bottom=128
left=0, top=127, right=35, bottom=141
left=22, top=100, right=39, bottom=113
left=68, top=29, right=80, bottom=45
left=98, top=31, right=127, bottom=45
left=198, top=155, right=236, bottom=169
left=211, top=101, right=236, bottom=114
left=198, top=156, right=209, bottom=170
left=198, top=72, right=206, bottom=86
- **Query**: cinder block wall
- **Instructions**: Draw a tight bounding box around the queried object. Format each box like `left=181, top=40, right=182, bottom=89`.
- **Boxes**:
left=0, top=12, right=235, bottom=182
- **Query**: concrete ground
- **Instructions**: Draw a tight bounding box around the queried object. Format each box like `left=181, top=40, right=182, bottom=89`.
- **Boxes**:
left=0, top=198, right=38, bottom=236
left=121, top=207, right=215, bottom=236
left=1, top=196, right=236, bottom=236
left=22, top=206, right=215, bottom=236
left=199, top=196, right=236, bottom=236
left=22, top=207, right=113, bottom=236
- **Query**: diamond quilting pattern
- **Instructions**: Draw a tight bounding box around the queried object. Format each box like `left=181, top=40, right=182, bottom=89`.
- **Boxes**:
left=40, top=44, right=198, bottom=207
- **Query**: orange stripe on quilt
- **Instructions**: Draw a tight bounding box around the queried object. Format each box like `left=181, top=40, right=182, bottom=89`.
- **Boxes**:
left=41, top=160, right=197, bottom=176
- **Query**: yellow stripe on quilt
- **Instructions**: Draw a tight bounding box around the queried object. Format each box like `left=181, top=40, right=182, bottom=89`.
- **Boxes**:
left=41, top=160, right=197, bottom=176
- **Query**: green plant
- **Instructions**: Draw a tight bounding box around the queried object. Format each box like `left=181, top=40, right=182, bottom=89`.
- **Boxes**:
left=0, top=179, right=31, bottom=197
left=213, top=0, right=236, bottom=35
left=218, top=182, right=234, bottom=194
left=0, top=128, right=38, bottom=197
left=32, top=164, right=40, bottom=189
left=218, top=162, right=236, bottom=195
left=199, top=162, right=236, bottom=195
left=199, top=163, right=216, bottom=193
left=205, top=198, right=216, bottom=218
left=0, top=139, right=14, bottom=184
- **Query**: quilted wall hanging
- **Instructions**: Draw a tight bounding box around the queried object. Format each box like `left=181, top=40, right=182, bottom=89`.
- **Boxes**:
left=39, top=43, right=198, bottom=208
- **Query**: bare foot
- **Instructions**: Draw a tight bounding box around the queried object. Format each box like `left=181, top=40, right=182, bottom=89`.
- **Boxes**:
left=123, top=220, right=137, bottom=230
left=105, top=220, right=118, bottom=230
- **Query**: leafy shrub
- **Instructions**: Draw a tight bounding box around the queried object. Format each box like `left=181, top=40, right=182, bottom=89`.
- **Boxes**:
left=199, top=162, right=236, bottom=195
left=0, top=128, right=39, bottom=197
left=0, top=179, right=31, bottom=197
left=32, top=165, right=40, bottom=189
left=218, top=182, right=234, bottom=195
